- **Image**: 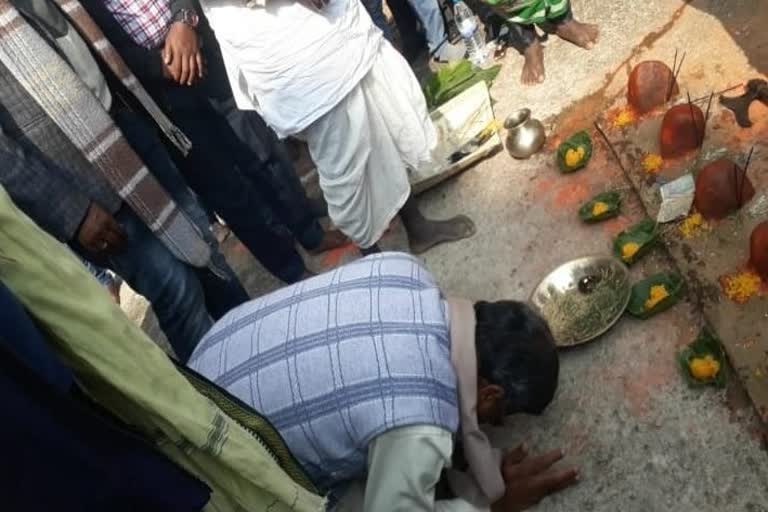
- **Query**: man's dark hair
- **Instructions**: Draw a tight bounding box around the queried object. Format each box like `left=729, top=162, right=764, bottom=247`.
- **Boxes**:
left=474, top=300, right=559, bottom=415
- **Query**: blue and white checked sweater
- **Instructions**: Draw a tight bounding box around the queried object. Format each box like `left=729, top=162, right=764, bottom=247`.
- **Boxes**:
left=188, top=253, right=459, bottom=491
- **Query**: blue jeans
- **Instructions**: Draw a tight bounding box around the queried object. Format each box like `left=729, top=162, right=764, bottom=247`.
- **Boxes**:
left=361, top=0, right=447, bottom=52
left=78, top=256, right=115, bottom=288
left=78, top=110, right=249, bottom=362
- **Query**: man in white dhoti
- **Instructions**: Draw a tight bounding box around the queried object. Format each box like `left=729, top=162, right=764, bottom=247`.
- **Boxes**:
left=199, top=0, right=476, bottom=253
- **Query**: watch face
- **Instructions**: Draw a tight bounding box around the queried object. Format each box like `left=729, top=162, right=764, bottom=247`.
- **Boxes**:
left=177, top=9, right=199, bottom=27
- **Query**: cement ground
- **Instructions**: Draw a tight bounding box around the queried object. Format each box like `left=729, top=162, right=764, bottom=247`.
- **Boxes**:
left=120, top=1, right=768, bottom=509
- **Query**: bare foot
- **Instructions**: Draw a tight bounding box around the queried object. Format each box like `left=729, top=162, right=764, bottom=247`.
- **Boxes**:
left=554, top=19, right=599, bottom=49
left=307, top=229, right=350, bottom=254
left=521, top=40, right=545, bottom=85
left=406, top=215, right=477, bottom=254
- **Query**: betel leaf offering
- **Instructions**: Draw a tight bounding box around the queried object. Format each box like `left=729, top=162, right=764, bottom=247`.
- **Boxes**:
left=422, top=59, right=502, bottom=110
left=613, top=219, right=658, bottom=265
left=578, top=192, right=621, bottom=223
left=677, top=328, right=726, bottom=388
left=626, top=272, right=684, bottom=319
left=557, top=131, right=592, bottom=173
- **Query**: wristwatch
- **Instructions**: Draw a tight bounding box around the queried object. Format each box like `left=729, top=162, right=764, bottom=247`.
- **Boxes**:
left=172, top=8, right=199, bottom=29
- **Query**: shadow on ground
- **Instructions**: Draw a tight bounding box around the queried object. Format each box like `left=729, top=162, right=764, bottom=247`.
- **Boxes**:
left=690, top=0, right=768, bottom=74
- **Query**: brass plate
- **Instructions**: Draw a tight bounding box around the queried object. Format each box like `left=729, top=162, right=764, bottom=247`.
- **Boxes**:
left=530, top=255, right=631, bottom=347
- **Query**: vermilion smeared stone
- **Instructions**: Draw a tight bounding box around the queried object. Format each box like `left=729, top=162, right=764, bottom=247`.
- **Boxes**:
left=660, top=103, right=704, bottom=158
left=628, top=61, right=679, bottom=115
left=694, top=158, right=755, bottom=220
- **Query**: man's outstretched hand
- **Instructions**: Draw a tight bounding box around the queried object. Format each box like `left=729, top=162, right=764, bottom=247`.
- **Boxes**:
left=492, top=445, right=579, bottom=512
left=162, top=22, right=205, bottom=86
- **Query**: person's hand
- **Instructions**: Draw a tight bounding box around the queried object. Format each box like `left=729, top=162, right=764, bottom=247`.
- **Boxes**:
left=77, top=202, right=127, bottom=254
left=162, top=22, right=205, bottom=86
left=491, top=445, right=579, bottom=512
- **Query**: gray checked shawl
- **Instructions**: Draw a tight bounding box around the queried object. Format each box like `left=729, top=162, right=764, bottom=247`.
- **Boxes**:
left=188, top=253, right=460, bottom=492
left=0, top=0, right=211, bottom=267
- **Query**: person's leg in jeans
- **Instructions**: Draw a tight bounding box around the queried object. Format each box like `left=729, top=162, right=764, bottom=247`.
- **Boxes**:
left=113, top=109, right=250, bottom=319
left=77, top=254, right=122, bottom=303
left=88, top=206, right=211, bottom=363
left=406, top=0, right=465, bottom=61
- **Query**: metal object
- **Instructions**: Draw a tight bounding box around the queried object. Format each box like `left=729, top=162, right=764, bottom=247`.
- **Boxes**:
left=504, top=108, right=545, bottom=159
left=720, top=79, right=768, bottom=128
left=530, top=255, right=631, bottom=347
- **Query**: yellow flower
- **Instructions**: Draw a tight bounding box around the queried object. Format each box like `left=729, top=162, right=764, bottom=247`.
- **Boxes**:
left=613, top=108, right=636, bottom=128
left=678, top=212, right=708, bottom=239
left=564, top=146, right=586, bottom=168
left=644, top=284, right=670, bottom=310
left=621, top=242, right=640, bottom=261
left=642, top=153, right=663, bottom=173
left=591, top=201, right=610, bottom=217
left=720, top=271, right=762, bottom=304
left=688, top=355, right=720, bottom=381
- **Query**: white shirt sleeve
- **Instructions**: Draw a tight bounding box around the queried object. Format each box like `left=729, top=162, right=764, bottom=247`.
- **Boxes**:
left=363, top=425, right=490, bottom=512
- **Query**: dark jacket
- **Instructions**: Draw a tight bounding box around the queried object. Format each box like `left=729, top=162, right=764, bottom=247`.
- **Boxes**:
left=0, top=281, right=211, bottom=512
left=0, top=0, right=122, bottom=241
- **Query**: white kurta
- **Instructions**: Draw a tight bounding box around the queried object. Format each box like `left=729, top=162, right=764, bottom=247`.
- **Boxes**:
left=202, top=0, right=437, bottom=248
left=203, top=0, right=381, bottom=138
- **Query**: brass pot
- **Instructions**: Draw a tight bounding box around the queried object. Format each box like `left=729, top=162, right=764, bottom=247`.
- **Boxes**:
left=504, top=108, right=546, bottom=159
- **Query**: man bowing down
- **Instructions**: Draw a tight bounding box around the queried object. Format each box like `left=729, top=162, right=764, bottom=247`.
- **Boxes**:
left=188, top=253, right=579, bottom=510
left=200, top=0, right=476, bottom=254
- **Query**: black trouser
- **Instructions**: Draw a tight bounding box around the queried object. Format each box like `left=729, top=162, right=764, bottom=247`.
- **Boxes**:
left=158, top=30, right=321, bottom=283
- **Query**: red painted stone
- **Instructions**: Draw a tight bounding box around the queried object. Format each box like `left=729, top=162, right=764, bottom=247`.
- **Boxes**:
left=751, top=222, right=768, bottom=279
left=660, top=104, right=705, bottom=158
left=694, top=158, right=755, bottom=220
left=627, top=61, right=679, bottom=115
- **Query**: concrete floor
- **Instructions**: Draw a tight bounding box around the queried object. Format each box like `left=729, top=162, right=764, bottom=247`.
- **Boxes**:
left=120, top=0, right=768, bottom=509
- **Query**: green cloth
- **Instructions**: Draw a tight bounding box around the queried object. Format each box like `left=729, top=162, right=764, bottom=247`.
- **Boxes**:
left=0, top=185, right=325, bottom=512
left=482, top=0, right=569, bottom=24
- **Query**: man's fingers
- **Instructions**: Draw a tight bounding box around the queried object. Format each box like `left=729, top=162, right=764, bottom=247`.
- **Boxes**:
left=196, top=52, right=205, bottom=78
left=169, top=60, right=182, bottom=82
left=179, top=57, right=190, bottom=85
left=528, top=467, right=580, bottom=497
left=504, top=444, right=528, bottom=465
left=519, top=449, right=565, bottom=475
left=163, top=46, right=173, bottom=65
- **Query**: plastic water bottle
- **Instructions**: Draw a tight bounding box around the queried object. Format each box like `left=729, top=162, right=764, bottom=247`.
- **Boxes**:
left=453, top=0, right=487, bottom=67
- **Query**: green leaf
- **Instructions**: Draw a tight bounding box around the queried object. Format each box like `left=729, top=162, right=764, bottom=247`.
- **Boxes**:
left=556, top=131, right=593, bottom=173
left=612, top=218, right=658, bottom=265
left=677, top=327, right=727, bottom=388
left=422, top=60, right=502, bottom=109
left=626, top=272, right=685, bottom=319
left=578, top=191, right=622, bottom=223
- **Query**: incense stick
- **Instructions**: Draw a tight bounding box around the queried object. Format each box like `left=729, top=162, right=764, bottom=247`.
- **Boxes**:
left=686, top=91, right=702, bottom=148
left=704, top=92, right=714, bottom=123
left=667, top=49, right=679, bottom=101
left=594, top=122, right=628, bottom=180
left=667, top=51, right=686, bottom=101
left=739, top=147, right=755, bottom=207
left=691, top=83, right=743, bottom=103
